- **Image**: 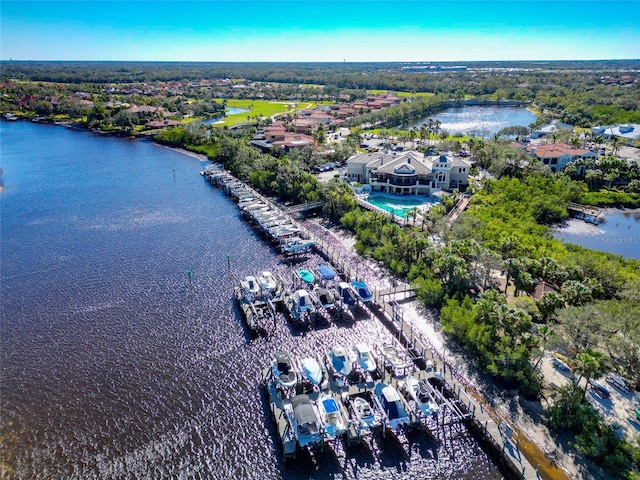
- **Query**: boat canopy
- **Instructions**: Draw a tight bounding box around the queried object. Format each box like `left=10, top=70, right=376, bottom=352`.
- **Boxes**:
left=317, top=264, right=336, bottom=281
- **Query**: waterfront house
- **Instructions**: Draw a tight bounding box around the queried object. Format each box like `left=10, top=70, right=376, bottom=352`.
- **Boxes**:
left=592, top=124, right=640, bottom=144
left=526, top=143, right=596, bottom=172
left=346, top=151, right=471, bottom=194
left=530, top=121, right=573, bottom=139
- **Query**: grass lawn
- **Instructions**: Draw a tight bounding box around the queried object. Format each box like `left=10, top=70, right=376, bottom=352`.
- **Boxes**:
left=212, top=99, right=322, bottom=127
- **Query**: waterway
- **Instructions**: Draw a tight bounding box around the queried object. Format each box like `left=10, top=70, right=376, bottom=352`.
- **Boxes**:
left=407, top=106, right=537, bottom=138
left=552, top=209, right=640, bottom=260
left=0, top=120, right=504, bottom=479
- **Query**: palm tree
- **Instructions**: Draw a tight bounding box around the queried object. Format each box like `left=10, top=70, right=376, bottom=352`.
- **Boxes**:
left=610, top=135, right=621, bottom=156
left=585, top=168, right=603, bottom=191
left=573, top=349, right=608, bottom=401
left=533, top=325, right=554, bottom=369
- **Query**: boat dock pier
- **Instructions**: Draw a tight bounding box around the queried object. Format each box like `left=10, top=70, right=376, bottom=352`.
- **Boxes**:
left=567, top=202, right=603, bottom=223
left=204, top=164, right=541, bottom=479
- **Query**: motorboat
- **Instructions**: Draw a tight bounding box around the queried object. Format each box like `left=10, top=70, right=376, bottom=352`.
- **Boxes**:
left=379, top=343, right=408, bottom=374
left=296, top=268, right=315, bottom=284
left=403, top=376, right=440, bottom=417
left=313, top=286, right=336, bottom=310
left=336, top=282, right=358, bottom=306
left=257, top=271, right=277, bottom=292
left=292, top=289, right=316, bottom=314
left=353, top=343, right=377, bottom=373
left=240, top=276, right=260, bottom=297
left=374, top=383, right=411, bottom=429
left=317, top=264, right=337, bottom=284
left=317, top=393, right=347, bottom=439
left=551, top=353, right=572, bottom=372
left=351, top=281, right=373, bottom=303
left=282, top=238, right=315, bottom=254
left=328, top=345, right=353, bottom=378
left=287, top=394, right=321, bottom=448
left=272, top=351, right=298, bottom=388
left=300, top=357, right=324, bottom=386
left=351, top=395, right=380, bottom=431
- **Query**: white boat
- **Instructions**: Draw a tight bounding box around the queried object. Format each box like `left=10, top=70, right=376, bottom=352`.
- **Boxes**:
left=240, top=276, right=260, bottom=297
left=353, top=343, right=377, bottom=373
left=271, top=351, right=298, bottom=388
left=317, top=394, right=348, bottom=439
left=287, top=394, right=321, bottom=448
left=403, top=376, right=440, bottom=417
left=379, top=343, right=408, bottom=374
left=313, top=286, right=336, bottom=310
left=351, top=396, right=380, bottom=431
left=282, top=237, right=315, bottom=254
left=328, top=345, right=353, bottom=378
left=374, top=383, right=411, bottom=430
left=300, top=357, right=324, bottom=386
left=257, top=271, right=278, bottom=293
left=292, top=289, right=316, bottom=313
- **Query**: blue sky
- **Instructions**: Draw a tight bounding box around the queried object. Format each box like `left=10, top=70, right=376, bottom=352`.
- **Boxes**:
left=1, top=1, right=639, bottom=61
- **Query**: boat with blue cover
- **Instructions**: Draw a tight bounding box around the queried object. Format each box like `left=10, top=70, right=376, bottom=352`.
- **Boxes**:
left=351, top=281, right=373, bottom=303
left=317, top=264, right=337, bottom=284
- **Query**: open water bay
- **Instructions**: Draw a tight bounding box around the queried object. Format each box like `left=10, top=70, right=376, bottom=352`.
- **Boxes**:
left=0, top=121, right=503, bottom=479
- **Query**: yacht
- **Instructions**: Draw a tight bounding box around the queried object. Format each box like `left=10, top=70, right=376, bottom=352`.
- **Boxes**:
left=317, top=394, right=347, bottom=439
left=374, top=383, right=411, bottom=430
left=271, top=351, right=298, bottom=388
left=402, top=376, right=440, bottom=417
left=353, top=343, right=377, bottom=373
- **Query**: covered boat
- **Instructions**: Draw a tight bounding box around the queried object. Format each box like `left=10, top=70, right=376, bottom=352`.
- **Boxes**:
left=300, top=357, right=324, bottom=386
left=317, top=264, right=337, bottom=284
left=292, top=289, right=316, bottom=313
left=351, top=281, right=373, bottom=303
left=328, top=345, right=353, bottom=378
left=336, top=282, right=357, bottom=306
left=288, top=394, right=321, bottom=447
left=374, top=383, right=411, bottom=430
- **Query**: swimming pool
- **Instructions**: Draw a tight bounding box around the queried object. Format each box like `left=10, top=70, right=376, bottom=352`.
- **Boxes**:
left=365, top=194, right=438, bottom=218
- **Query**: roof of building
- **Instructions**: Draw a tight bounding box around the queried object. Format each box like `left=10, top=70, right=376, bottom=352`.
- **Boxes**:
left=526, top=143, right=592, bottom=158
left=592, top=124, right=640, bottom=140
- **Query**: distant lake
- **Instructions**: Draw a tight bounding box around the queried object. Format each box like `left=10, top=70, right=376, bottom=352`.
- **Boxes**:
left=201, top=107, right=249, bottom=125
left=553, top=209, right=640, bottom=260
left=407, top=105, right=537, bottom=138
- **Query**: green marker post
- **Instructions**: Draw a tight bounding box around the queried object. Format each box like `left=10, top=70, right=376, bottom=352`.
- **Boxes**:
left=187, top=271, right=192, bottom=286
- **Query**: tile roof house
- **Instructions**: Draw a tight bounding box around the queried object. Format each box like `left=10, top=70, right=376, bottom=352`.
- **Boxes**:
left=526, top=143, right=596, bottom=172
left=346, top=151, right=471, bottom=194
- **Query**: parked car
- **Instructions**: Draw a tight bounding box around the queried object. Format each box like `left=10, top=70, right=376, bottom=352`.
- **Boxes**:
left=606, top=373, right=634, bottom=392
left=588, top=379, right=611, bottom=398
left=599, top=147, right=606, bottom=155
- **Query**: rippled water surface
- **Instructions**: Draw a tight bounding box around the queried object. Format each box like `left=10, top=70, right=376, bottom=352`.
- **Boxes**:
left=0, top=121, right=503, bottom=479
left=407, top=106, right=537, bottom=138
